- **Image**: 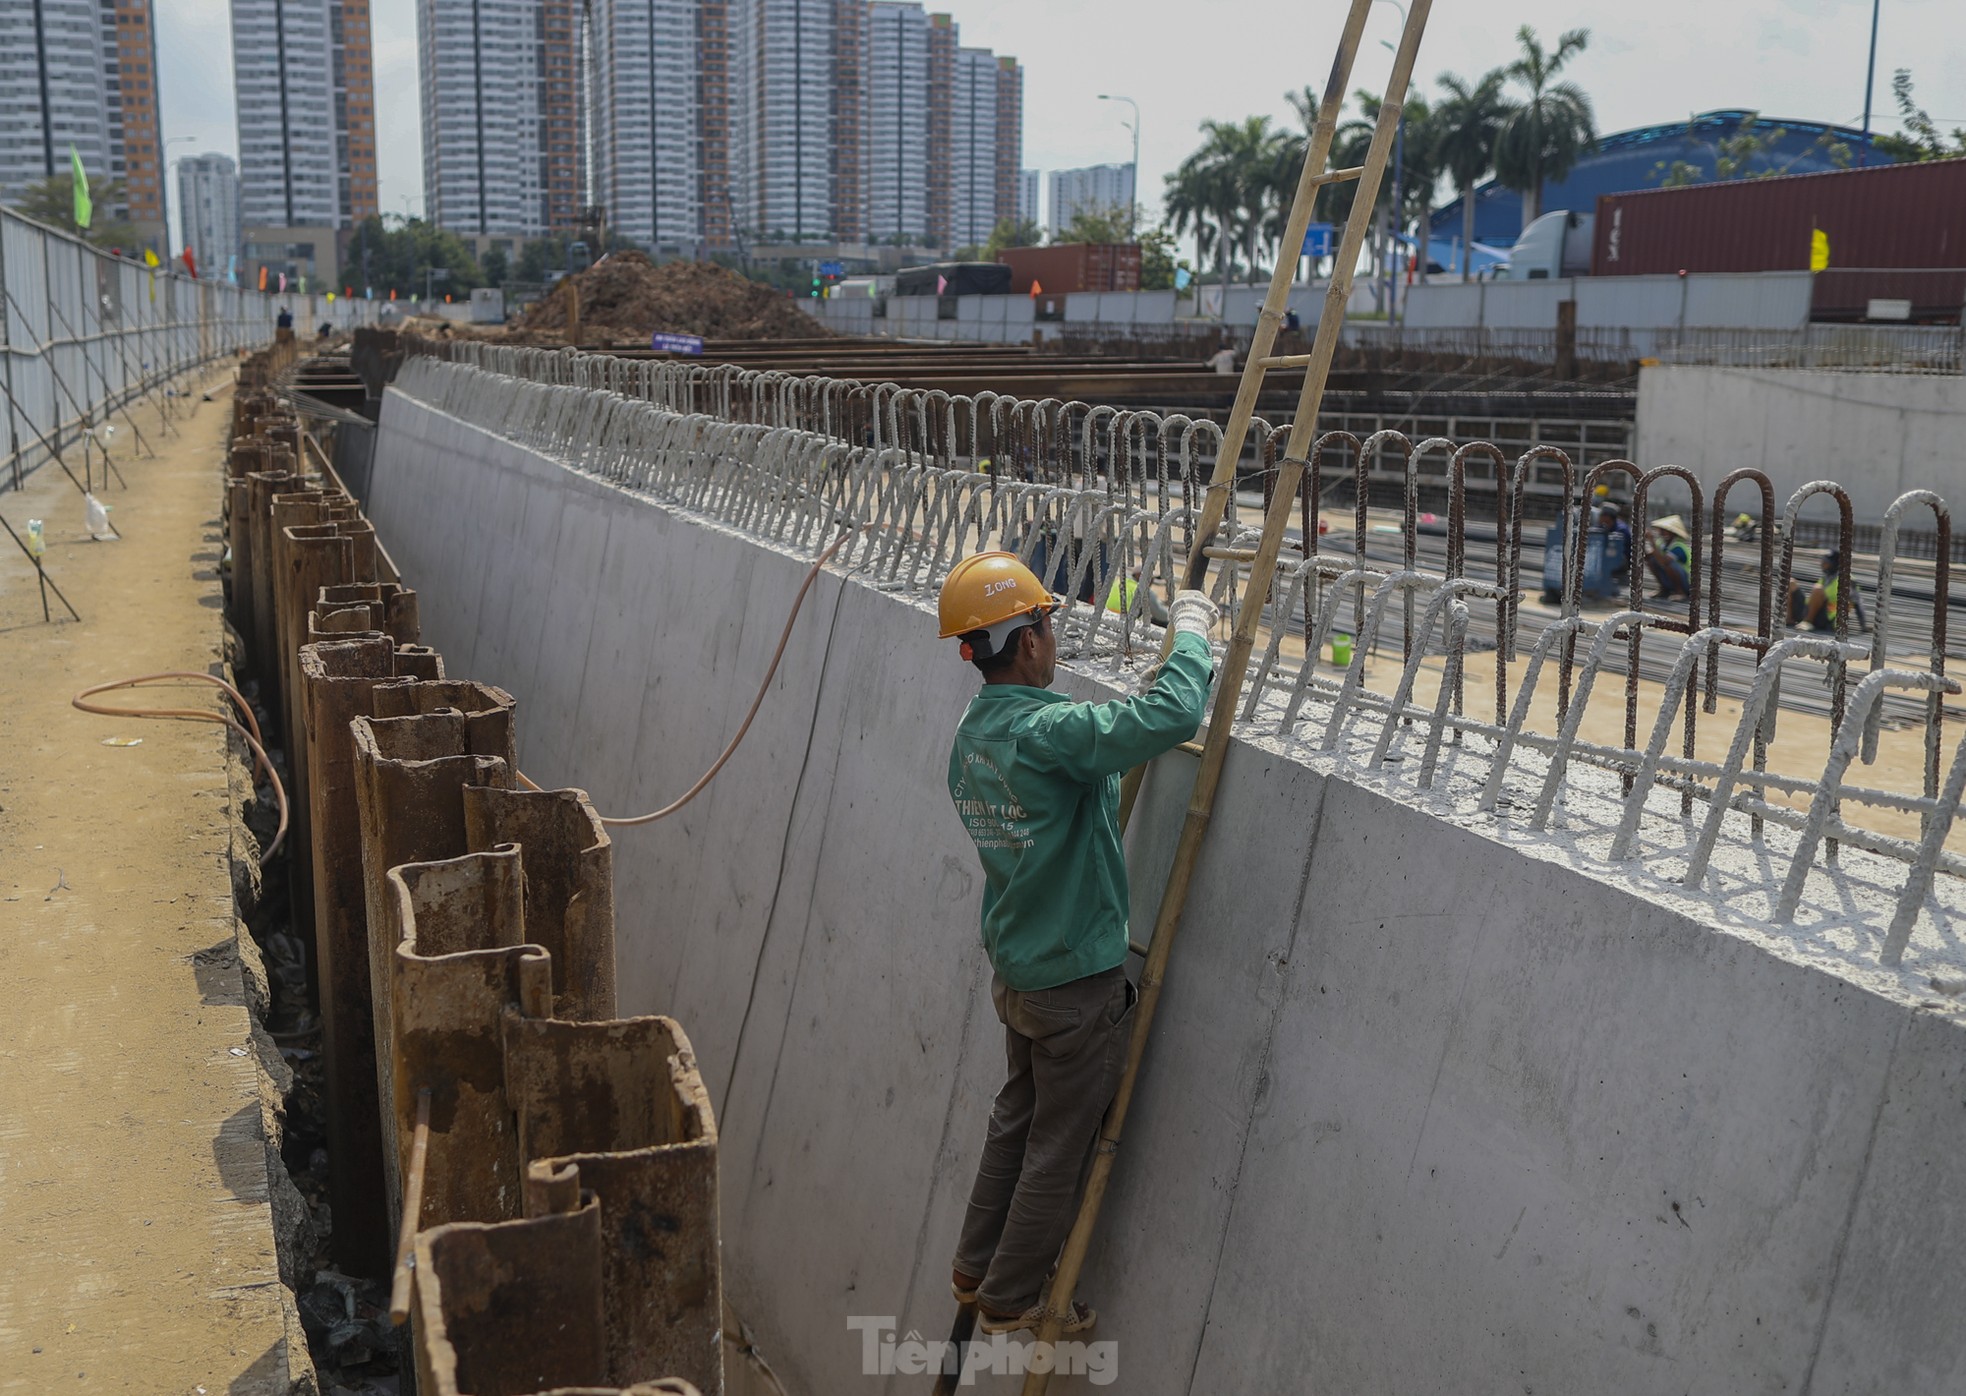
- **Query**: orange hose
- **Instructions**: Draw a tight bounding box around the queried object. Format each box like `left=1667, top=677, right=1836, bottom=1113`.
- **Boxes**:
left=72, top=670, right=289, bottom=864
left=518, top=524, right=869, bottom=826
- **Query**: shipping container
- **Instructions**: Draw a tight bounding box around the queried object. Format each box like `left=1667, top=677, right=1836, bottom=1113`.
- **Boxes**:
left=892, top=261, right=1011, bottom=297
left=1593, top=158, right=1966, bottom=276
left=998, top=243, right=1143, bottom=295
left=1592, top=158, right=1966, bottom=320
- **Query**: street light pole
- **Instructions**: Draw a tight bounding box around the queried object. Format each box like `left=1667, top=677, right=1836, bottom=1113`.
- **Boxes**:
left=1096, top=94, right=1141, bottom=234
left=1859, top=0, right=1882, bottom=166
left=163, top=135, right=200, bottom=263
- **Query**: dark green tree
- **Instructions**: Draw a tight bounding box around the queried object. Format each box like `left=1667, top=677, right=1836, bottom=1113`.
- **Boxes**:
left=988, top=217, right=1043, bottom=256
left=10, top=173, right=141, bottom=253
left=1166, top=116, right=1291, bottom=291
left=1872, top=69, right=1966, bottom=162
left=1136, top=224, right=1179, bottom=291
left=1057, top=204, right=1134, bottom=245
left=1650, top=112, right=1856, bottom=187
left=345, top=215, right=484, bottom=296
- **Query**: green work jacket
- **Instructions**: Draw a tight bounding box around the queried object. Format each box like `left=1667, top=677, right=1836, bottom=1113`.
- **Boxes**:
left=947, top=632, right=1213, bottom=991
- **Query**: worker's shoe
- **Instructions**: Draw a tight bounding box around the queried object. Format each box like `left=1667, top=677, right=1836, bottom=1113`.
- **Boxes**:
left=951, top=1277, right=980, bottom=1305
left=977, top=1300, right=1096, bottom=1337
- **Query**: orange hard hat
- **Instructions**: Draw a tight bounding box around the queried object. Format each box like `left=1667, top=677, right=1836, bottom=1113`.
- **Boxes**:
left=938, top=551, right=1057, bottom=644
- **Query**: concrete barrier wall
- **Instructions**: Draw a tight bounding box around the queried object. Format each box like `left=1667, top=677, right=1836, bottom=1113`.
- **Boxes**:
left=1637, top=364, right=1966, bottom=522
left=366, top=388, right=1966, bottom=1395
left=1400, top=271, right=1815, bottom=332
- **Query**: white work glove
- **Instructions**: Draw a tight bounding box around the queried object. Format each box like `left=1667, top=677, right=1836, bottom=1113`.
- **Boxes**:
left=1169, top=589, right=1219, bottom=640
left=1137, top=590, right=1220, bottom=693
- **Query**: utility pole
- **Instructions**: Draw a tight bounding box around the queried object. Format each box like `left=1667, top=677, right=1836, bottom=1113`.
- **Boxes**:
left=1859, top=0, right=1882, bottom=166
left=1097, top=95, right=1141, bottom=236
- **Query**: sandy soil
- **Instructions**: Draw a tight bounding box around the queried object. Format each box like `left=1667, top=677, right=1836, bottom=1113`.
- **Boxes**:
left=0, top=372, right=302, bottom=1392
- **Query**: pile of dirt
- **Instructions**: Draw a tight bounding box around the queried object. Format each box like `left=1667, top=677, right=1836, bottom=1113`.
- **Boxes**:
left=515, top=251, right=825, bottom=344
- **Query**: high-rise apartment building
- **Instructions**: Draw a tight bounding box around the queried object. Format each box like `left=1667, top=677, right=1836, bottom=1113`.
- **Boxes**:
left=917, top=14, right=1015, bottom=250
left=179, top=153, right=241, bottom=277
left=1017, top=169, right=1040, bottom=228
left=417, top=0, right=579, bottom=237
left=231, top=0, right=376, bottom=230
left=923, top=12, right=955, bottom=248
left=332, top=0, right=379, bottom=222
left=948, top=47, right=997, bottom=248
left=0, top=0, right=165, bottom=250
left=1048, top=163, right=1134, bottom=238
left=863, top=2, right=929, bottom=244
left=588, top=0, right=703, bottom=253
left=698, top=0, right=733, bottom=248
left=441, top=0, right=1023, bottom=254
left=830, top=0, right=867, bottom=243
left=731, top=0, right=838, bottom=242
left=994, top=58, right=1023, bottom=234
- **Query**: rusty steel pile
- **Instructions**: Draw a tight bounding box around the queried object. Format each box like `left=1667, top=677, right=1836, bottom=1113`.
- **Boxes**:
left=382, top=334, right=1966, bottom=963
left=224, top=342, right=719, bottom=1396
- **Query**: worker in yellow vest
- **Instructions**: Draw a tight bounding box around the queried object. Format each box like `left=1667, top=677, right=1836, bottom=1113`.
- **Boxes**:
left=1105, top=567, right=1169, bottom=625
left=1795, top=549, right=1862, bottom=632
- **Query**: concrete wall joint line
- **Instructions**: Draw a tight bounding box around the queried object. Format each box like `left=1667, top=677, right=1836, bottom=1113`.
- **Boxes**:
left=1179, top=772, right=1332, bottom=1396
left=1795, top=1008, right=1909, bottom=1396
left=721, top=576, right=852, bottom=1114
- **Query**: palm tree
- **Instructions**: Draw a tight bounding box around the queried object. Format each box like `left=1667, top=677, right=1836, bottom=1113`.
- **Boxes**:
left=1312, top=90, right=1397, bottom=307
left=1164, top=149, right=1234, bottom=293
left=1492, top=26, right=1596, bottom=229
left=1166, top=117, right=1291, bottom=295
left=1392, top=96, right=1444, bottom=284
left=1434, top=69, right=1509, bottom=279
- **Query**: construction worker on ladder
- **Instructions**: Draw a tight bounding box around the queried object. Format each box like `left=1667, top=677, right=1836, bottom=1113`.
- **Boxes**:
left=937, top=550, right=1217, bottom=1334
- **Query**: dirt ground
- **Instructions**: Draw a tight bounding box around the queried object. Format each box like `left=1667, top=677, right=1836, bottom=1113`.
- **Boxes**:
left=0, top=371, right=302, bottom=1392
left=511, top=252, right=825, bottom=346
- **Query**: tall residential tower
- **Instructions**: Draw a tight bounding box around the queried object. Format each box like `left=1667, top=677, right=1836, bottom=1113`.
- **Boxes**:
left=587, top=0, right=704, bottom=254
left=416, top=0, right=579, bottom=237
left=231, top=0, right=376, bottom=228
left=863, top=2, right=930, bottom=244
left=427, top=0, right=1023, bottom=254
left=0, top=0, right=166, bottom=251
left=178, top=153, right=242, bottom=277
left=1048, top=163, right=1133, bottom=238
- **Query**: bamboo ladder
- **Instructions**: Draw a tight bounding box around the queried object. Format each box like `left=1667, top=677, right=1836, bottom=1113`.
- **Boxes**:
left=930, top=2, right=1434, bottom=1391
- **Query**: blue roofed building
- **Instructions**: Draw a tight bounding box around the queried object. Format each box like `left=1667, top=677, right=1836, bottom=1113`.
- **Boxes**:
left=1429, top=111, right=1895, bottom=249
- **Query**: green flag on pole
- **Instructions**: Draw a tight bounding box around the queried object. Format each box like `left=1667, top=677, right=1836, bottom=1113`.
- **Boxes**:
left=69, top=146, right=91, bottom=229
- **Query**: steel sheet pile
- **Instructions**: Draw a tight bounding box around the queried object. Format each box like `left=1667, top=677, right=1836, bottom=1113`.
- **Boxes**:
left=226, top=341, right=720, bottom=1396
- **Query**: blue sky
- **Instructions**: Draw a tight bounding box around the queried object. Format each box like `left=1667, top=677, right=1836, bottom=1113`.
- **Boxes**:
left=158, top=0, right=1966, bottom=238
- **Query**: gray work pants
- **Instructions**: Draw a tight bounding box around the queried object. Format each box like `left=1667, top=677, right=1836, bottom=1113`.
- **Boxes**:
left=953, top=964, right=1135, bottom=1314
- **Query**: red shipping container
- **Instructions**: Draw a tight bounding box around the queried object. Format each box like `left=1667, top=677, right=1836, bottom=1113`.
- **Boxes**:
left=1593, top=158, right=1966, bottom=279
left=999, top=243, right=1143, bottom=294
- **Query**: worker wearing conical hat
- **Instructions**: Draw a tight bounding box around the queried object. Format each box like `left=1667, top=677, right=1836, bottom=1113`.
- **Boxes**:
left=938, top=550, right=1216, bottom=1336
left=1642, top=513, right=1694, bottom=601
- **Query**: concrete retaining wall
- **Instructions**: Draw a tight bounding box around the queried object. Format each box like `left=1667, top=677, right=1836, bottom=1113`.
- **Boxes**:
left=366, top=387, right=1966, bottom=1395
left=1637, top=365, right=1966, bottom=522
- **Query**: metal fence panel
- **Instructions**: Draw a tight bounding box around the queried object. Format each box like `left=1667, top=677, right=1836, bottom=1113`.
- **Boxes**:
left=0, top=207, right=376, bottom=486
